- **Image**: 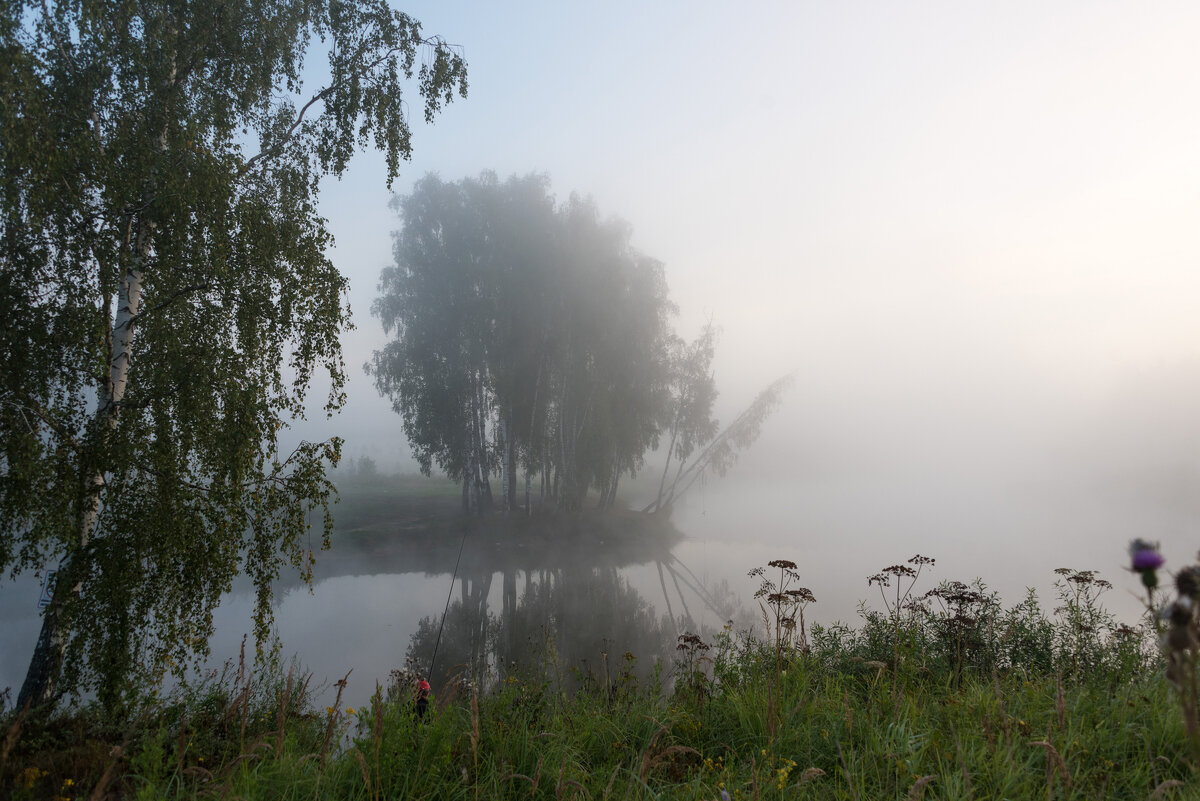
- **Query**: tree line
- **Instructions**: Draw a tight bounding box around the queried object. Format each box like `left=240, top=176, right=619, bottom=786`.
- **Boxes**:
left=369, top=172, right=790, bottom=515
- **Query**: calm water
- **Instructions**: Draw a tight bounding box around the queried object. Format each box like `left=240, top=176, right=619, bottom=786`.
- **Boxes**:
left=0, top=477, right=1161, bottom=710
left=0, top=519, right=768, bottom=710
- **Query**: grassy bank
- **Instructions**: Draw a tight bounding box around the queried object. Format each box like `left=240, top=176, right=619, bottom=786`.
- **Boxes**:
left=328, top=472, right=462, bottom=538
left=327, top=471, right=676, bottom=547
left=2, top=561, right=1193, bottom=800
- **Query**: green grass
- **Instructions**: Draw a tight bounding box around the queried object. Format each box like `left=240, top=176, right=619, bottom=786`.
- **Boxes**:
left=329, top=472, right=462, bottom=538
left=4, top=606, right=1195, bottom=801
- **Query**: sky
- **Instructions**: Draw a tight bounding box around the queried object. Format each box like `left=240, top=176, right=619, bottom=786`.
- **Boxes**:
left=298, top=1, right=1200, bottom=618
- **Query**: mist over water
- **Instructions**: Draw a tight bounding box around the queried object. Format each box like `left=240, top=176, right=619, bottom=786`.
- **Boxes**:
left=5, top=2, right=1200, bottom=711
left=292, top=2, right=1200, bottom=658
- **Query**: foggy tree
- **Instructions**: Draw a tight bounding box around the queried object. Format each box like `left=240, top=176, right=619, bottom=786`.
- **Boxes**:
left=651, top=323, right=721, bottom=513
left=369, top=174, right=557, bottom=512
left=370, top=174, right=673, bottom=514
left=548, top=196, right=673, bottom=511
left=644, top=373, right=796, bottom=515
left=0, top=0, right=466, bottom=708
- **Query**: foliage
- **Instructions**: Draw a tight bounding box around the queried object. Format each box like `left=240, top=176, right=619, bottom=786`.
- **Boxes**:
left=0, top=0, right=466, bottom=706
left=1, top=561, right=1188, bottom=801
left=370, top=172, right=676, bottom=514
left=807, top=558, right=1158, bottom=692
left=648, top=323, right=720, bottom=513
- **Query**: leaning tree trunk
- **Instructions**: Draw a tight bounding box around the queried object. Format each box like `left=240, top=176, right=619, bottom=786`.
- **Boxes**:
left=603, top=454, right=621, bottom=510
left=19, top=227, right=147, bottom=709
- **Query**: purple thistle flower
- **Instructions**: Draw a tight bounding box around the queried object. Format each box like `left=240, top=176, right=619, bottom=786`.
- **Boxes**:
left=1133, top=549, right=1164, bottom=570
left=1129, top=539, right=1164, bottom=571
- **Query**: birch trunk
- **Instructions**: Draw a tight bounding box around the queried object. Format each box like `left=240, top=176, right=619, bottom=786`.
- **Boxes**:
left=18, top=230, right=148, bottom=709
left=523, top=468, right=531, bottom=516
left=499, top=413, right=510, bottom=514
left=475, top=375, right=493, bottom=509
left=503, top=404, right=516, bottom=512
left=556, top=389, right=568, bottom=511
left=605, top=454, right=621, bottom=509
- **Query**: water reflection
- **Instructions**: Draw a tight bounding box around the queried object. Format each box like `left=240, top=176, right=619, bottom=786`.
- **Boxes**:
left=0, top=518, right=746, bottom=708
left=405, top=562, right=683, bottom=693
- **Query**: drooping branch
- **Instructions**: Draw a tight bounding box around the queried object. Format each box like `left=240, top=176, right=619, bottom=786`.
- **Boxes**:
left=0, top=391, right=83, bottom=453
left=126, top=282, right=210, bottom=325
left=237, top=87, right=333, bottom=178
left=237, top=39, right=438, bottom=179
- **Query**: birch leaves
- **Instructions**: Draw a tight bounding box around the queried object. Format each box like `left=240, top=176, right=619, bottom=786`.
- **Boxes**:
left=1, top=0, right=466, bottom=704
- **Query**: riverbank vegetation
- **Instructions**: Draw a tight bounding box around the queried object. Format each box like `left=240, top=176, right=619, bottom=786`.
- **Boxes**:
left=324, top=468, right=681, bottom=554
left=3, top=557, right=1192, bottom=800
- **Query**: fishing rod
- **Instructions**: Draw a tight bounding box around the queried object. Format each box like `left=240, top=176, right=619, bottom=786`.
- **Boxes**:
left=428, top=524, right=469, bottom=685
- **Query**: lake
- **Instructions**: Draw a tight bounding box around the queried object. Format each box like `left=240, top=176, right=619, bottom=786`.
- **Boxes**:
left=0, top=476, right=1160, bottom=711
left=0, top=512, right=774, bottom=711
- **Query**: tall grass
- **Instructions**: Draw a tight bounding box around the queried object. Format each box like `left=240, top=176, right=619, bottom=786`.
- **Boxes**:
left=1, top=558, right=1191, bottom=800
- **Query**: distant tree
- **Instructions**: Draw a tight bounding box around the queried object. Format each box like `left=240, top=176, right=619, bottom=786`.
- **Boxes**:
left=370, top=174, right=673, bottom=514
left=1, top=0, right=466, bottom=708
left=369, top=174, right=552, bottom=512
left=549, top=196, right=673, bottom=511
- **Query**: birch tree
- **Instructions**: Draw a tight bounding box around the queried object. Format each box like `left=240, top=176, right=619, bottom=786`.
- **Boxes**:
left=0, top=0, right=466, bottom=708
left=370, top=174, right=673, bottom=514
left=369, top=173, right=519, bottom=512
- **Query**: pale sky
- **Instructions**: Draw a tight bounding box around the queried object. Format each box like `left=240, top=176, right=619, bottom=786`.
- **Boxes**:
left=303, top=1, right=1200, bottom=613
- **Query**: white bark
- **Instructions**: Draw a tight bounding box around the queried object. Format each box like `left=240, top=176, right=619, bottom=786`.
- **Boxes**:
left=500, top=413, right=510, bottom=513
left=82, top=233, right=147, bottom=551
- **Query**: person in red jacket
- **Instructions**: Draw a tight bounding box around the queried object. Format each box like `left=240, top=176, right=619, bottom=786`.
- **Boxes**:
left=415, top=679, right=431, bottom=721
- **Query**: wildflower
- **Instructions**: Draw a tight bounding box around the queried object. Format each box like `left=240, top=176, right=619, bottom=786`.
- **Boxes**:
left=325, top=706, right=335, bottom=715
left=1162, top=601, right=1193, bottom=629
left=1177, top=566, right=1200, bottom=599
left=346, top=707, right=356, bottom=715
left=1132, top=547, right=1164, bottom=571
left=1130, top=539, right=1164, bottom=587
left=20, top=767, right=47, bottom=789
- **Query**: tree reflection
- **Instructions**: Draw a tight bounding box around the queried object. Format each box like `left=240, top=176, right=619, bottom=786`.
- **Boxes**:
left=407, top=563, right=679, bottom=692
